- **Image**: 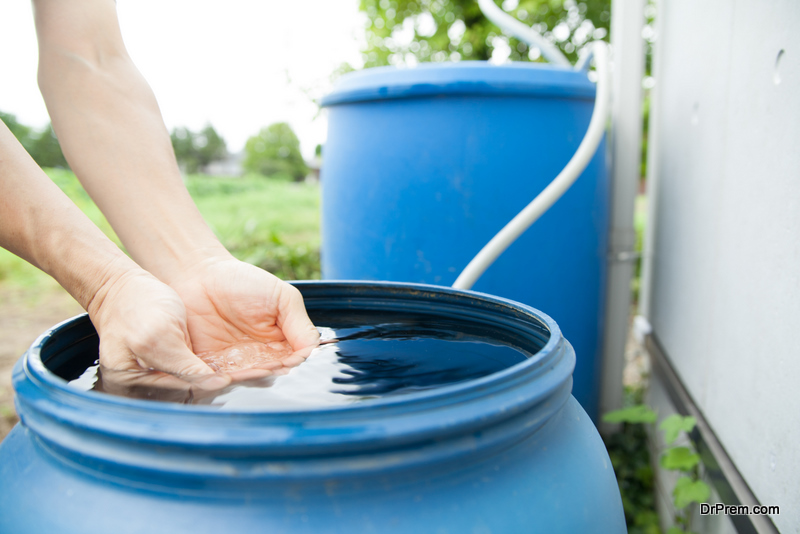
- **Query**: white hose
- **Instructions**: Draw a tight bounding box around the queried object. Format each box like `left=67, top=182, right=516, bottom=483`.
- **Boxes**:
left=477, top=0, right=571, bottom=67
left=452, top=40, right=610, bottom=290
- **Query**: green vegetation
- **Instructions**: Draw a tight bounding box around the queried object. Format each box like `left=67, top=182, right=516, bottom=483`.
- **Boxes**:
left=0, top=170, right=321, bottom=289
left=631, top=194, right=647, bottom=302
left=357, top=0, right=610, bottom=69
left=0, top=111, right=68, bottom=169
left=604, top=398, right=710, bottom=534
left=186, top=175, right=320, bottom=279
left=243, top=123, right=309, bottom=181
left=170, top=124, right=228, bottom=174
left=603, top=387, right=660, bottom=534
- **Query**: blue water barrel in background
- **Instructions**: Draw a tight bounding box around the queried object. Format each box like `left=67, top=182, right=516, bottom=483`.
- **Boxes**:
left=0, top=282, right=625, bottom=533
left=320, top=63, right=609, bottom=421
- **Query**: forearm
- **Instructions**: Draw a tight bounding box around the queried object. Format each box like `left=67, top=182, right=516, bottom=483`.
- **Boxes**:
left=33, top=0, right=228, bottom=286
left=0, top=120, right=138, bottom=313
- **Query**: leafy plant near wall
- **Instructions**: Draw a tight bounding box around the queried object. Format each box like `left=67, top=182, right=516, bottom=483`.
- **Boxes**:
left=603, top=390, right=660, bottom=534
left=604, top=405, right=711, bottom=534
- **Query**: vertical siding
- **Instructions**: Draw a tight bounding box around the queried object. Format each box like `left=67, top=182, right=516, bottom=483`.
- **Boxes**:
left=645, top=1, right=800, bottom=531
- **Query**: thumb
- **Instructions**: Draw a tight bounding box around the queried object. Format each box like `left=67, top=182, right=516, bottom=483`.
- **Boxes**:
left=276, top=284, right=320, bottom=351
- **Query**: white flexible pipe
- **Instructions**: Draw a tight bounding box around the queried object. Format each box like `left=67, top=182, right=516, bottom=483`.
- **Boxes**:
left=477, top=0, right=571, bottom=67
left=453, top=40, right=610, bottom=290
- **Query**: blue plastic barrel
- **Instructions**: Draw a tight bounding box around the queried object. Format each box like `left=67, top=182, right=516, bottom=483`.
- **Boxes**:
left=0, top=282, right=624, bottom=533
left=320, top=63, right=609, bottom=421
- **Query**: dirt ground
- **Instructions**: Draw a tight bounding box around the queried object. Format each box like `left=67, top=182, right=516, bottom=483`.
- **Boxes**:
left=0, top=286, right=84, bottom=441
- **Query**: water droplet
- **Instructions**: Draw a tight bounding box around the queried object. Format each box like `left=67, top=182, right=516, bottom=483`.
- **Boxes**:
left=774, top=49, right=785, bottom=85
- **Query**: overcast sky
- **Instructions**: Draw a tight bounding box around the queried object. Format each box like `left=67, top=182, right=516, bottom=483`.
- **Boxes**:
left=0, top=1, right=366, bottom=157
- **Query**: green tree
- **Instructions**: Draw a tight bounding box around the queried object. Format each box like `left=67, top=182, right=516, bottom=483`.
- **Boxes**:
left=170, top=123, right=228, bottom=174
left=1, top=112, right=69, bottom=168
left=358, top=0, right=610, bottom=68
left=195, top=124, right=228, bottom=171
left=243, top=123, right=308, bottom=181
left=0, top=111, right=35, bottom=154
left=29, top=124, right=69, bottom=169
left=171, top=127, right=198, bottom=173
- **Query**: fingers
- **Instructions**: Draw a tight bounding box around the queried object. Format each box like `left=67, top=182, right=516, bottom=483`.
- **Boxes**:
left=195, top=338, right=311, bottom=378
left=226, top=368, right=273, bottom=381
left=125, top=318, right=222, bottom=378
left=163, top=259, right=319, bottom=377
left=276, top=283, right=320, bottom=351
left=100, top=335, right=231, bottom=391
left=94, top=301, right=229, bottom=390
left=150, top=346, right=215, bottom=377
left=250, top=360, right=284, bottom=371
left=89, top=269, right=230, bottom=384
left=94, top=366, right=233, bottom=403
left=143, top=345, right=230, bottom=390
left=281, top=344, right=315, bottom=368
left=94, top=366, right=192, bottom=401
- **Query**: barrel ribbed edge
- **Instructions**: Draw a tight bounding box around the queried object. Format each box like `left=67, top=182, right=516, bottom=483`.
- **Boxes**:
left=14, top=282, right=575, bottom=485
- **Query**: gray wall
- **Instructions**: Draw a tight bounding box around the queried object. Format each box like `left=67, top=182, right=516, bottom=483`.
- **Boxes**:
left=641, top=1, right=799, bottom=532
left=648, top=375, right=737, bottom=534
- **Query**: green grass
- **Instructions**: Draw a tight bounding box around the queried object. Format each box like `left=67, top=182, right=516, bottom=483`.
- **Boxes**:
left=0, top=171, right=321, bottom=289
left=185, top=174, right=321, bottom=280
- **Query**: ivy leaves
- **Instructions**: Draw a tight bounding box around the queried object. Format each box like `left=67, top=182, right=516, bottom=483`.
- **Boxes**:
left=603, top=406, right=711, bottom=533
left=660, top=447, right=700, bottom=471
left=660, top=414, right=697, bottom=444
left=603, top=404, right=657, bottom=424
left=673, top=476, right=711, bottom=509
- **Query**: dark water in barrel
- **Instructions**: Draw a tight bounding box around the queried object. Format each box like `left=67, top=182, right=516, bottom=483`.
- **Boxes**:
left=69, top=310, right=538, bottom=409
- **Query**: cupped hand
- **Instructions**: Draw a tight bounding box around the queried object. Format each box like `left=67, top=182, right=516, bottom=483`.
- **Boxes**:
left=168, top=255, right=320, bottom=380
left=87, top=267, right=231, bottom=391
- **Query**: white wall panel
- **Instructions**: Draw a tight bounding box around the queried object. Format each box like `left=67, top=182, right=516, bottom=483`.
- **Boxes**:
left=646, top=1, right=800, bottom=531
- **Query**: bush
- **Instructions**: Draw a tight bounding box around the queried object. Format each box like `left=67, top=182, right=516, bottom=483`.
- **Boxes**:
left=185, top=174, right=321, bottom=280
left=243, top=123, right=308, bottom=181
left=170, top=124, right=228, bottom=174
left=0, top=111, right=68, bottom=169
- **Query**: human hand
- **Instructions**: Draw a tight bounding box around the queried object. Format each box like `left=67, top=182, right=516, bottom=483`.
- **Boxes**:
left=167, top=255, right=320, bottom=380
left=87, top=265, right=231, bottom=391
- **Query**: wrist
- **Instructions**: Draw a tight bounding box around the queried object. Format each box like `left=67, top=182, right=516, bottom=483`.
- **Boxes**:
left=83, top=256, right=145, bottom=325
left=28, top=203, right=144, bottom=315
left=157, top=243, right=235, bottom=288
left=92, top=181, right=234, bottom=287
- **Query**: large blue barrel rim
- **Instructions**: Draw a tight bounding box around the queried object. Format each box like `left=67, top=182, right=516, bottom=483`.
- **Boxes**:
left=320, top=62, right=609, bottom=421
left=1, top=281, right=625, bottom=533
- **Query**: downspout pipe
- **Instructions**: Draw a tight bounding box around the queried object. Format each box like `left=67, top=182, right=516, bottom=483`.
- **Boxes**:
left=598, top=0, right=646, bottom=435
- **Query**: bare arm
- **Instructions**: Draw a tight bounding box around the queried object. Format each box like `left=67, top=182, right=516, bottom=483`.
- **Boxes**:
left=33, top=0, right=224, bottom=283
left=0, top=119, right=127, bottom=311
left=33, top=0, right=319, bottom=359
left=0, top=119, right=226, bottom=386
